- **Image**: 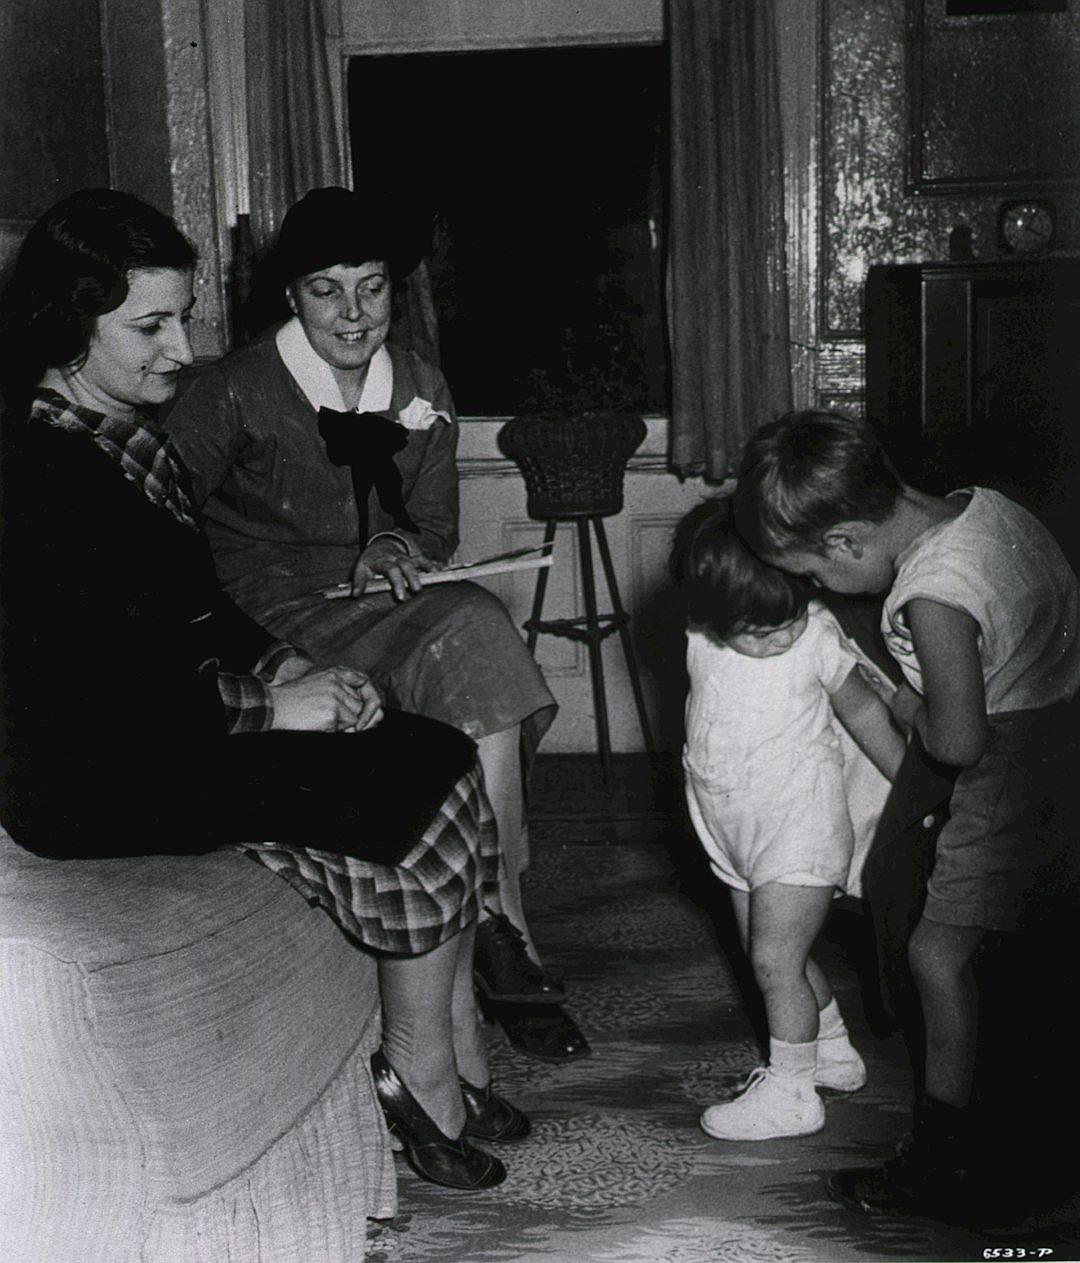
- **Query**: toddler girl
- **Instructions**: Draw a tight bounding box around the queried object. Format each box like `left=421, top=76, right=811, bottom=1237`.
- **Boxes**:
left=672, top=498, right=905, bottom=1140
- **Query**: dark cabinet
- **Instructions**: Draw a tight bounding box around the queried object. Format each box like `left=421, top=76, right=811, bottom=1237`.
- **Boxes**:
left=866, top=259, right=1080, bottom=561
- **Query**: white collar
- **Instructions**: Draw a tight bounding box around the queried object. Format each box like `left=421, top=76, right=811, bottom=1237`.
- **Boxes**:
left=275, top=317, right=393, bottom=413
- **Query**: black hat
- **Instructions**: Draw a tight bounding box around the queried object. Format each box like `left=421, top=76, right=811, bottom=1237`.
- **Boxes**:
left=272, top=187, right=430, bottom=284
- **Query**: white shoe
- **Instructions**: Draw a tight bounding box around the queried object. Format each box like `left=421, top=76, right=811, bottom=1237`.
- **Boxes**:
left=815, top=1036, right=867, bottom=1093
left=700, top=1066, right=825, bottom=1140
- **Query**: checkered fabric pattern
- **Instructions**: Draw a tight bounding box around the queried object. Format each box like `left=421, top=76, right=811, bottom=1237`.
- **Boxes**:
left=217, top=642, right=310, bottom=733
left=34, top=388, right=198, bottom=528
left=241, top=761, right=500, bottom=955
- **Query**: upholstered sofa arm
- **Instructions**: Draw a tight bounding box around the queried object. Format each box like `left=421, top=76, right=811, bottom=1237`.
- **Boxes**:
left=0, top=833, right=394, bottom=1263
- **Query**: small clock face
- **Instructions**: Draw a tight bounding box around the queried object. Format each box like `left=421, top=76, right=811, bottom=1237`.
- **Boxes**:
left=999, top=200, right=1055, bottom=254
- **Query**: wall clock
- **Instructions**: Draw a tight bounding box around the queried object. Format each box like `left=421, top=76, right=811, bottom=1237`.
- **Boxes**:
left=998, top=199, right=1055, bottom=254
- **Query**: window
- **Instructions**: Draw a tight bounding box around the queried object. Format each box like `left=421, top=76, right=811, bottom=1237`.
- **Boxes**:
left=348, top=45, right=669, bottom=417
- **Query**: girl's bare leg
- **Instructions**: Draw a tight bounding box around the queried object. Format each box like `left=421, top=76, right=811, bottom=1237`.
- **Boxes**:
left=747, top=883, right=837, bottom=1043
left=730, top=886, right=835, bottom=1023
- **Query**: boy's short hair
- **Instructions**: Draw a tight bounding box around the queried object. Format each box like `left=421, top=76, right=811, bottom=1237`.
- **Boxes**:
left=734, top=410, right=904, bottom=555
left=670, top=496, right=811, bottom=640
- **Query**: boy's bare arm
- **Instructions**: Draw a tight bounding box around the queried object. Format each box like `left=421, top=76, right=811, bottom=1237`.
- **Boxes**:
left=894, top=598, right=987, bottom=767
left=830, top=667, right=907, bottom=780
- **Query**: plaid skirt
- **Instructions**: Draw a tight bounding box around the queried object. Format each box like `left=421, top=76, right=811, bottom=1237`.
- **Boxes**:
left=241, top=761, right=500, bottom=955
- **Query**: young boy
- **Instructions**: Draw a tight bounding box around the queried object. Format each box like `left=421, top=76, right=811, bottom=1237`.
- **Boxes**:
left=734, top=410, right=1080, bottom=1218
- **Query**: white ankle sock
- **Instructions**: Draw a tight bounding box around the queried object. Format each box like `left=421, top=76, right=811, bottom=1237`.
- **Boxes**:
left=769, top=1036, right=817, bottom=1087
left=817, top=997, right=847, bottom=1041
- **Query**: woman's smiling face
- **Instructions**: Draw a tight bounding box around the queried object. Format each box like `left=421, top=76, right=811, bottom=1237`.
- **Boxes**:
left=286, top=261, right=392, bottom=374
left=78, top=267, right=194, bottom=414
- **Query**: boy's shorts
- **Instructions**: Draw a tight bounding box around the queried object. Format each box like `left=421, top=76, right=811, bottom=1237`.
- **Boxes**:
left=924, top=704, right=1078, bottom=932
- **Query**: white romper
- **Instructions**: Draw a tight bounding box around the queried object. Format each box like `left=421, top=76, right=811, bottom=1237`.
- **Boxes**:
left=683, top=601, right=893, bottom=895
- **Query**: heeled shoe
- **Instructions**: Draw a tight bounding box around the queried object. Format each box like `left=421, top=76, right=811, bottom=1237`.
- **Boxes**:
left=460, top=1076, right=531, bottom=1142
left=370, top=1050, right=506, bottom=1190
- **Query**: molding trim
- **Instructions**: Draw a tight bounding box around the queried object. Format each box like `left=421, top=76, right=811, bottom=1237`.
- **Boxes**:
left=335, top=0, right=664, bottom=56
left=160, top=0, right=227, bottom=359
left=340, top=31, right=661, bottom=56
left=777, top=0, right=822, bottom=411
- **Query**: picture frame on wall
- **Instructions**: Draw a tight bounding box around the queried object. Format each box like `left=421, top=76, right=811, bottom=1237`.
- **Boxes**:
left=909, top=0, right=1078, bottom=194
left=946, top=2, right=1066, bottom=13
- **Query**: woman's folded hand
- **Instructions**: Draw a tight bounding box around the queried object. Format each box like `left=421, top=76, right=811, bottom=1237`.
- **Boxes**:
left=269, top=666, right=384, bottom=732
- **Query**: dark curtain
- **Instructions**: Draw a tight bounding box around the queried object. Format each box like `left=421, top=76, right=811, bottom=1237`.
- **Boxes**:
left=667, top=0, right=793, bottom=479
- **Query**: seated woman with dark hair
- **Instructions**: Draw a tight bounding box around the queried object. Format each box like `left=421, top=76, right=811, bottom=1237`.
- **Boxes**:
left=0, top=188, right=527, bottom=1192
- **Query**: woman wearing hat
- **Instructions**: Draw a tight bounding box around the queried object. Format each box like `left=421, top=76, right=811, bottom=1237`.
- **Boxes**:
left=0, top=187, right=532, bottom=1192
left=164, top=187, right=587, bottom=1062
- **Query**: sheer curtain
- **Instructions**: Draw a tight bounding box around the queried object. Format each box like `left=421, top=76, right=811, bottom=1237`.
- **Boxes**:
left=391, top=259, right=441, bottom=368
left=240, top=0, right=439, bottom=360
left=244, top=0, right=344, bottom=254
left=667, top=0, right=793, bottom=480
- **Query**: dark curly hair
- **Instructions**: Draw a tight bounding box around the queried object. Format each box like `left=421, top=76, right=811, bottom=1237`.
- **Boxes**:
left=670, top=495, right=812, bottom=640
left=0, top=188, right=196, bottom=412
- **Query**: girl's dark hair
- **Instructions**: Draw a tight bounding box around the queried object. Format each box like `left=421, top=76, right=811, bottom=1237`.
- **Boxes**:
left=734, top=409, right=903, bottom=556
left=0, top=188, right=196, bottom=411
left=670, top=496, right=811, bottom=640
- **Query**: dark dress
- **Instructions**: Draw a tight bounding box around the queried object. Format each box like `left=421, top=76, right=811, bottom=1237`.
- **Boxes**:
left=0, top=391, right=497, bottom=953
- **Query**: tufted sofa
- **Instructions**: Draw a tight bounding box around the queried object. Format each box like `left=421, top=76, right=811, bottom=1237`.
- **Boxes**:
left=0, top=828, right=396, bottom=1263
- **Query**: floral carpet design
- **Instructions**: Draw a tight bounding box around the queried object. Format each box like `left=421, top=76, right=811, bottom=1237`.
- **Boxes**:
left=367, top=773, right=1080, bottom=1263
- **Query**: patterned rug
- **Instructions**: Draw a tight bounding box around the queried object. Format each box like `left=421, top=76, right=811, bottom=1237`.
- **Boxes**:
left=367, top=788, right=1080, bottom=1262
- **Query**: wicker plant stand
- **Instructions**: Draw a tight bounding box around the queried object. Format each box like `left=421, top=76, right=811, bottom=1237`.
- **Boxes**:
left=499, top=413, right=655, bottom=781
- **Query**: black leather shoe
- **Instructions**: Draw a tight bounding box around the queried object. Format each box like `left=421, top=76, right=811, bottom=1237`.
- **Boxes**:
left=826, top=1151, right=984, bottom=1227
left=487, top=1001, right=591, bottom=1063
left=475, top=913, right=566, bottom=1003
left=460, top=1076, right=531, bottom=1142
left=371, top=1050, right=506, bottom=1190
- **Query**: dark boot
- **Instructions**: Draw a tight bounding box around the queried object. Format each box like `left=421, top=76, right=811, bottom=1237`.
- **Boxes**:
left=826, top=1096, right=987, bottom=1226
left=474, top=912, right=566, bottom=1003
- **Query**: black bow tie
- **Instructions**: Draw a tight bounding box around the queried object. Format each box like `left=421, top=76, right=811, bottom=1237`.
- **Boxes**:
left=317, top=408, right=418, bottom=549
